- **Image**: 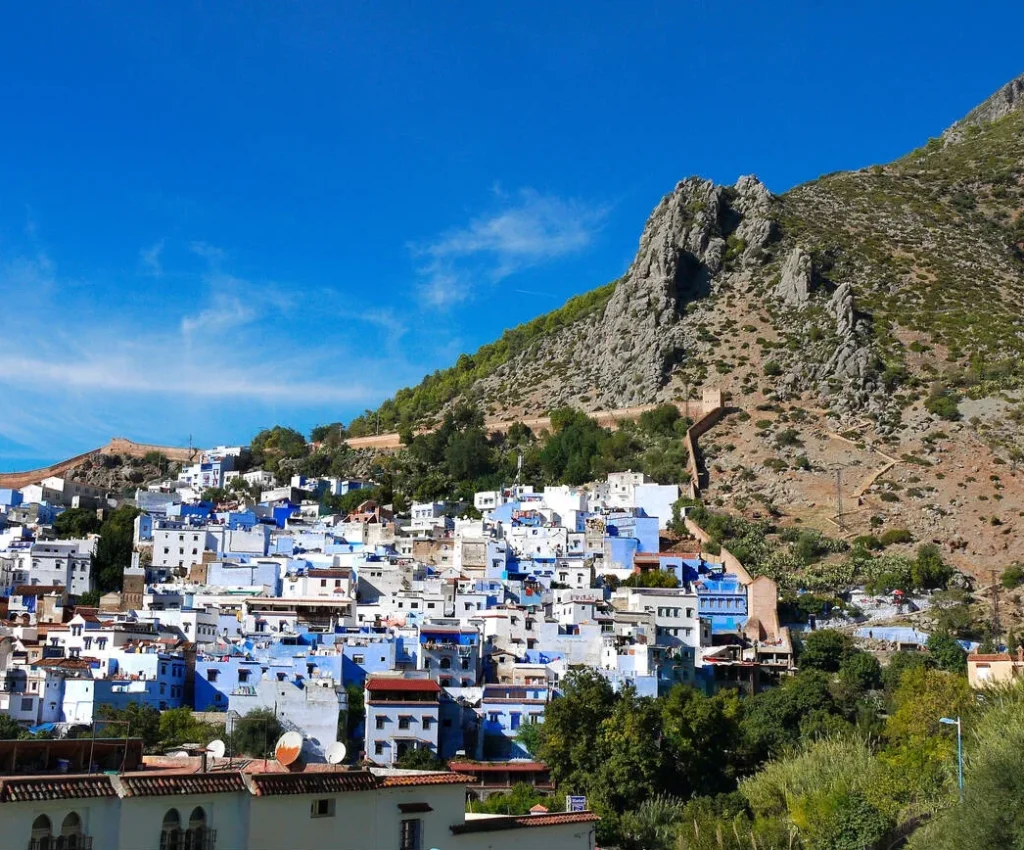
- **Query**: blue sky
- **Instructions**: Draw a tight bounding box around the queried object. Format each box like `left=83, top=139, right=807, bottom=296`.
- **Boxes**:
left=2, top=2, right=1022, bottom=469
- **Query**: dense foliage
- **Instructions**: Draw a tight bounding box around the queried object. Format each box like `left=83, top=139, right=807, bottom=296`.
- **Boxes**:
left=533, top=635, right=983, bottom=849
left=53, top=507, right=102, bottom=538
left=93, top=505, right=142, bottom=593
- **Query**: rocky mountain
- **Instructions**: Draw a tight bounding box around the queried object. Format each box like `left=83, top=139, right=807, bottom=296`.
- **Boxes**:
left=352, top=75, right=1024, bottom=576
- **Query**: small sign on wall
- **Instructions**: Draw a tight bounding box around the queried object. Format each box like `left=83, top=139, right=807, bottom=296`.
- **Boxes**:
left=566, top=795, right=587, bottom=812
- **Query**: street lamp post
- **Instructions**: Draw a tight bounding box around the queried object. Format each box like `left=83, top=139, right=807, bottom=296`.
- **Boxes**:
left=940, top=716, right=963, bottom=801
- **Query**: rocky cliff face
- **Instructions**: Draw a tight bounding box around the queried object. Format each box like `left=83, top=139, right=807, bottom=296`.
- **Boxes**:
left=366, top=72, right=1024, bottom=444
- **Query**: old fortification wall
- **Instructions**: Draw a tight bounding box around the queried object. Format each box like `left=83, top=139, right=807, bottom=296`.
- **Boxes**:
left=0, top=438, right=195, bottom=489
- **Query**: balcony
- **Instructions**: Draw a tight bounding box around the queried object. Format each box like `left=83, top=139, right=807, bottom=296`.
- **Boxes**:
left=28, top=838, right=94, bottom=850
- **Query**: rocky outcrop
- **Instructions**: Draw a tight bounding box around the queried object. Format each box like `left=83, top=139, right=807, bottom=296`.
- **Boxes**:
left=944, top=72, right=1024, bottom=141
left=731, top=175, right=778, bottom=265
left=822, top=282, right=874, bottom=386
left=775, top=247, right=813, bottom=307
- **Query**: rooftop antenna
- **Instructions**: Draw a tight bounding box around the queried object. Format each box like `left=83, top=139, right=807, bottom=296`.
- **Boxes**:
left=514, top=451, right=524, bottom=489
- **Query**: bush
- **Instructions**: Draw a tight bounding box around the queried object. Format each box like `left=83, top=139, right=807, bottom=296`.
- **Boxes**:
left=1002, top=564, right=1024, bottom=589
left=763, top=360, right=783, bottom=377
left=925, top=388, right=961, bottom=421
left=879, top=528, right=914, bottom=546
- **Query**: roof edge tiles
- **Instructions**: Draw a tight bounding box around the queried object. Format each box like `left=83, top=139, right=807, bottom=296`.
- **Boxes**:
left=0, top=775, right=117, bottom=803
left=450, top=811, right=600, bottom=834
left=247, top=771, right=379, bottom=796
left=379, top=773, right=470, bottom=787
left=114, top=773, right=247, bottom=797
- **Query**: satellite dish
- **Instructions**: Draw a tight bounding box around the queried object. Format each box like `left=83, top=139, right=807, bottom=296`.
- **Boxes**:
left=325, top=741, right=347, bottom=765
left=167, top=749, right=191, bottom=759
left=275, top=731, right=304, bottom=766
left=207, top=739, right=226, bottom=759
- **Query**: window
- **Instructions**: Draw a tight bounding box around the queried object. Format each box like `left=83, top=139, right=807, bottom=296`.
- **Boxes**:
left=21, top=698, right=32, bottom=711
left=238, top=670, right=250, bottom=684
left=400, top=819, right=422, bottom=850
left=83, top=637, right=92, bottom=650
left=207, top=669, right=219, bottom=683
left=159, top=809, right=181, bottom=850
left=439, top=657, right=451, bottom=670
left=310, top=798, right=335, bottom=818
left=376, top=716, right=386, bottom=730
left=460, top=658, right=470, bottom=670
left=399, top=716, right=411, bottom=730
left=374, top=741, right=385, bottom=755
left=320, top=579, right=327, bottom=587
left=510, top=712, right=522, bottom=730
left=184, top=806, right=209, bottom=850
left=422, top=716, right=433, bottom=729
left=352, top=654, right=365, bottom=665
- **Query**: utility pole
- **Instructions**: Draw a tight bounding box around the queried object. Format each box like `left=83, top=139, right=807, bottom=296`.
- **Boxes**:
left=835, top=469, right=845, bottom=531
left=992, top=568, right=1002, bottom=638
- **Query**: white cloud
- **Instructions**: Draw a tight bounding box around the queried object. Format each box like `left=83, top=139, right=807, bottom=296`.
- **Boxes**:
left=181, top=292, right=256, bottom=336
left=139, top=239, right=165, bottom=277
left=412, top=188, right=607, bottom=307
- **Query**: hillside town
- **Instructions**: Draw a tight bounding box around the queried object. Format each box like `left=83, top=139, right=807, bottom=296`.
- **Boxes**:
left=0, top=439, right=797, bottom=758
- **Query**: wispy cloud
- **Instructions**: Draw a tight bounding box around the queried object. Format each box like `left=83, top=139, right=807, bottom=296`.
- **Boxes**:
left=139, top=239, right=165, bottom=277
left=0, top=239, right=415, bottom=462
left=181, top=292, right=256, bottom=337
left=412, top=188, right=607, bottom=307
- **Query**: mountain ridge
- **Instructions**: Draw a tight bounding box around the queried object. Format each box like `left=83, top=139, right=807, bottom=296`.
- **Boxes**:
left=351, top=71, right=1024, bottom=438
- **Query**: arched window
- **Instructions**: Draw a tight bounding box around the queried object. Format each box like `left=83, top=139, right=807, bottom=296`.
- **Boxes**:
left=439, top=657, right=452, bottom=669
left=184, top=807, right=207, bottom=850
left=30, top=814, right=53, bottom=850
left=160, top=809, right=182, bottom=850
left=55, top=812, right=82, bottom=850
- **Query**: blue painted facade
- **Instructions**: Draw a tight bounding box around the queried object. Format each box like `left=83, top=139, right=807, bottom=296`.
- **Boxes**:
left=697, top=574, right=748, bottom=634
left=477, top=684, right=548, bottom=759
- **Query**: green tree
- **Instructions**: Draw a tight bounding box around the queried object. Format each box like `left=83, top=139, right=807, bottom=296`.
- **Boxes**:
left=621, top=570, right=679, bottom=589
left=93, top=505, right=142, bottom=593
left=228, top=708, right=284, bottom=757
left=913, top=543, right=953, bottom=589
left=343, top=682, right=365, bottom=748
left=800, top=629, right=855, bottom=673
left=469, top=782, right=551, bottom=815
left=201, top=487, right=230, bottom=503
left=53, top=507, right=102, bottom=538
left=535, top=668, right=616, bottom=792
left=250, top=426, right=308, bottom=474
left=96, top=703, right=161, bottom=749
left=660, top=686, right=743, bottom=797
left=839, top=651, right=883, bottom=694
left=158, top=708, right=221, bottom=749
left=1002, top=563, right=1024, bottom=589
left=0, top=713, right=25, bottom=740
left=515, top=721, right=543, bottom=757
left=927, top=632, right=967, bottom=673
left=637, top=404, right=683, bottom=437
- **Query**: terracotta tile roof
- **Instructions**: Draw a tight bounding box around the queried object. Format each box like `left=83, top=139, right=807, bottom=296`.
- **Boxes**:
left=307, top=569, right=351, bottom=578
left=366, top=677, right=441, bottom=693
left=450, top=811, right=600, bottom=834
left=968, top=653, right=1014, bottom=662
left=0, top=775, right=116, bottom=802
left=248, top=771, right=378, bottom=796
left=379, top=773, right=469, bottom=787
left=13, top=585, right=66, bottom=596
left=449, top=760, right=547, bottom=773
left=32, top=657, right=98, bottom=669
left=116, top=772, right=246, bottom=797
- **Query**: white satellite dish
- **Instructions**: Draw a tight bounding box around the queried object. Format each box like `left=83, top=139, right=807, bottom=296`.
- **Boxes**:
left=167, top=749, right=191, bottom=759
left=275, top=731, right=304, bottom=766
left=207, top=739, right=226, bottom=759
left=325, top=741, right=347, bottom=765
